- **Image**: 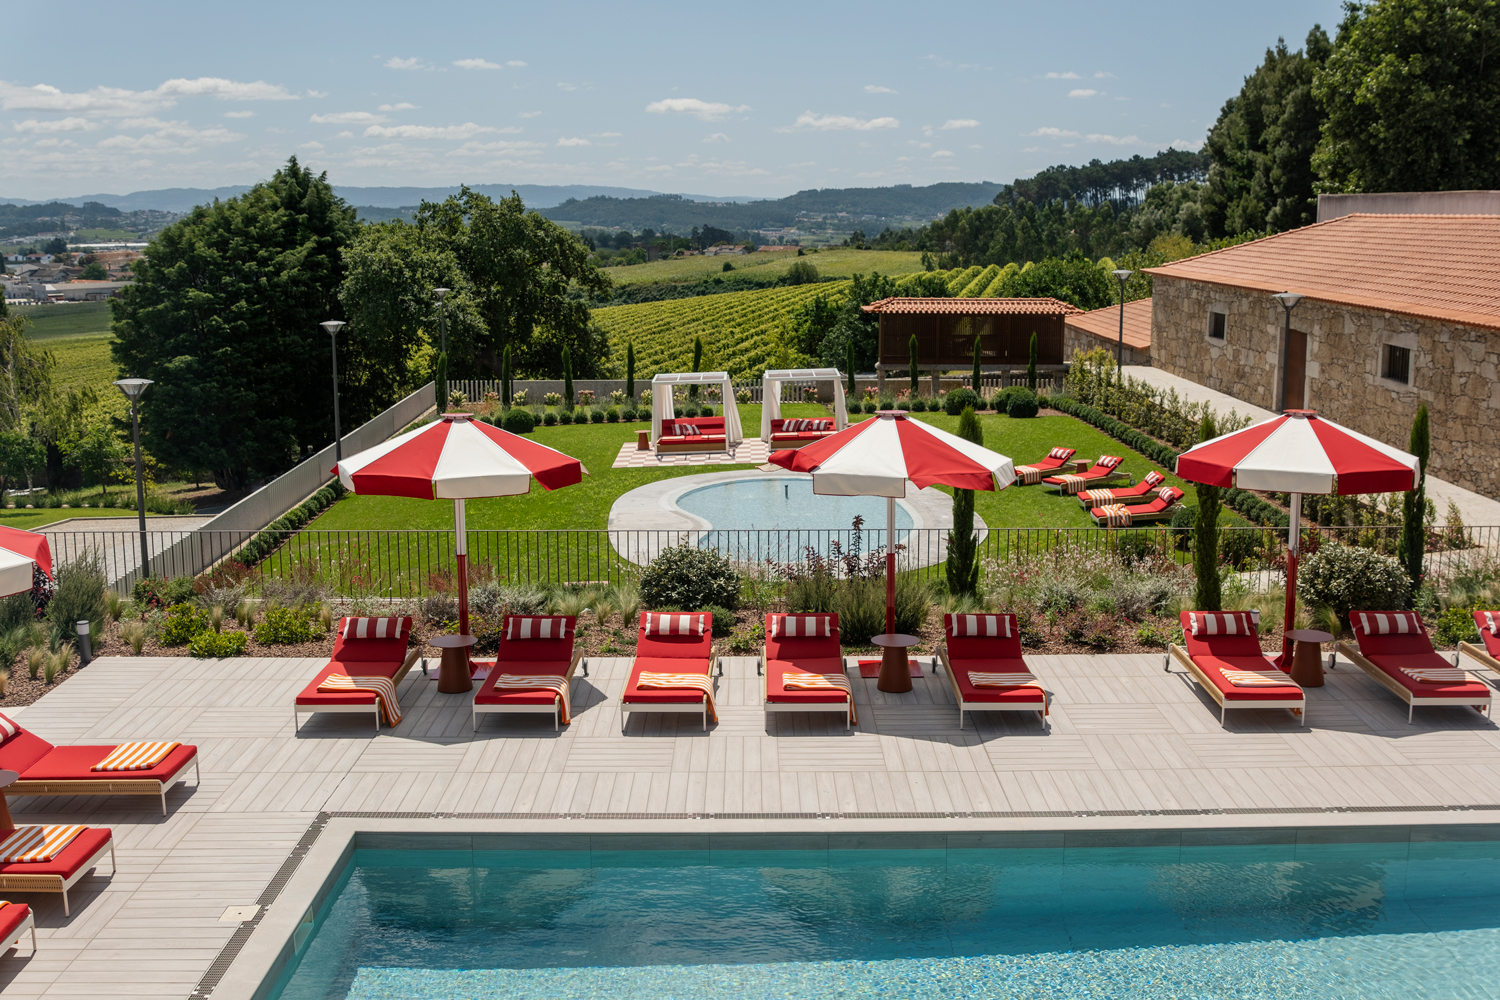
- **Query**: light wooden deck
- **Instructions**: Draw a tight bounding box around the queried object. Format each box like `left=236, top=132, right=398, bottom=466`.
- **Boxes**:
left=3, top=649, right=1500, bottom=997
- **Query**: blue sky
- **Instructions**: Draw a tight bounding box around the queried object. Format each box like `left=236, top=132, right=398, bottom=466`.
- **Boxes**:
left=2, top=0, right=1346, bottom=200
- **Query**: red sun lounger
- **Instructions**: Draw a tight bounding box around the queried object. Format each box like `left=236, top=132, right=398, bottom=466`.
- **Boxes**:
left=0, top=827, right=115, bottom=916
left=472, top=615, right=586, bottom=731
left=621, top=612, right=719, bottom=732
left=294, top=616, right=421, bottom=732
left=1043, top=455, right=1127, bottom=494
left=1457, top=611, right=1500, bottom=673
left=761, top=613, right=856, bottom=729
left=0, top=901, right=34, bottom=954
left=1169, top=611, right=1306, bottom=726
left=936, top=613, right=1049, bottom=730
left=0, top=716, right=198, bottom=815
left=1076, top=471, right=1168, bottom=508
left=1338, top=611, right=1491, bottom=724
left=1011, top=447, right=1076, bottom=485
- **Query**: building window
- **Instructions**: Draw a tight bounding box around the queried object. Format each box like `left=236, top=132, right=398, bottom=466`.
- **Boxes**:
left=1382, top=344, right=1411, bottom=385
left=1208, top=311, right=1226, bottom=340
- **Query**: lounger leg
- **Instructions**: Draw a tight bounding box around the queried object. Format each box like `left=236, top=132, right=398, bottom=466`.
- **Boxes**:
left=293, top=707, right=299, bottom=733
left=1409, top=702, right=1414, bottom=724
left=472, top=709, right=478, bottom=733
left=160, top=787, right=166, bottom=815
left=581, top=659, right=588, bottom=677
left=29, top=921, right=35, bottom=952
left=110, top=841, right=116, bottom=875
left=61, top=887, right=69, bottom=918
left=1162, top=654, right=1170, bottom=673
left=958, top=706, right=965, bottom=730
left=1220, top=703, right=1227, bottom=726
left=194, top=757, right=201, bottom=785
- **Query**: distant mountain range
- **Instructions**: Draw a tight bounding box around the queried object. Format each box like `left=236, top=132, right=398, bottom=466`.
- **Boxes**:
left=0, top=184, right=764, bottom=214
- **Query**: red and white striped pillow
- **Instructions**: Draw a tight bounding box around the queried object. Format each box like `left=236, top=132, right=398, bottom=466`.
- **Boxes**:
left=1143, top=471, right=1166, bottom=487
left=1188, top=611, right=1260, bottom=637
left=673, top=423, right=701, bottom=436
left=948, top=614, right=1011, bottom=638
left=342, top=617, right=406, bottom=640
left=770, top=614, right=833, bottom=639
left=1484, top=611, right=1499, bottom=636
left=506, top=616, right=572, bottom=641
left=1357, top=612, right=1423, bottom=635
left=1099, top=455, right=1123, bottom=469
left=1048, top=447, right=1072, bottom=460
left=644, top=612, right=707, bottom=636
left=0, top=712, right=17, bottom=741
left=1158, top=487, right=1181, bottom=503
left=810, top=419, right=831, bottom=431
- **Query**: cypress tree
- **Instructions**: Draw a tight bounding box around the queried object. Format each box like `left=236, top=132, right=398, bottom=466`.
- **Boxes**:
left=434, top=352, right=448, bottom=414
left=945, top=406, right=984, bottom=596
left=626, top=341, right=636, bottom=400
left=1193, top=412, right=1222, bottom=610
left=908, top=334, right=919, bottom=398
left=1399, top=403, right=1430, bottom=599
left=562, top=345, right=574, bottom=410
left=971, top=334, right=982, bottom=397
left=500, top=345, right=512, bottom=408
left=1026, top=332, right=1038, bottom=391
left=846, top=340, right=856, bottom=396
left=690, top=335, right=703, bottom=399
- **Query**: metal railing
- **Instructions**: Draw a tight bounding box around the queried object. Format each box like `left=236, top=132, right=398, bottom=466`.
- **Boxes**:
left=41, top=523, right=1500, bottom=597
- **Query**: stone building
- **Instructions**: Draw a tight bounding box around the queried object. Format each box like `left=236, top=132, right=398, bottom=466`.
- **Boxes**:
left=1145, top=213, right=1500, bottom=498
left=1064, top=297, right=1152, bottom=365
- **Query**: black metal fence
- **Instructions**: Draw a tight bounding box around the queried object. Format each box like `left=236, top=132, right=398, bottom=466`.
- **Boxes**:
left=42, top=523, right=1500, bottom=597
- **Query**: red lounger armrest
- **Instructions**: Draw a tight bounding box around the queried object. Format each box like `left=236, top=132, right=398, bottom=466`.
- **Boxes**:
left=16, top=744, right=198, bottom=783
left=0, top=827, right=112, bottom=880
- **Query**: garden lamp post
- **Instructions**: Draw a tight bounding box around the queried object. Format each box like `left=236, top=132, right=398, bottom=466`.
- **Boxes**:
left=1272, top=291, right=1304, bottom=412
left=1111, top=269, right=1133, bottom=368
left=320, top=320, right=346, bottom=462
left=113, top=377, right=153, bottom=578
left=433, top=287, right=450, bottom=355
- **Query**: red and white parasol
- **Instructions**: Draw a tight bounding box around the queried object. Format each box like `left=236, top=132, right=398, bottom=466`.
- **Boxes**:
left=770, top=411, right=1014, bottom=686
left=1174, top=410, right=1420, bottom=662
left=336, top=413, right=587, bottom=635
left=0, top=526, right=51, bottom=598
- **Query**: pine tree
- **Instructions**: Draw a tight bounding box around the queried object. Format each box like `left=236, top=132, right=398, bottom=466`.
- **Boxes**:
left=945, top=406, right=984, bottom=596
left=908, top=334, right=919, bottom=398
left=500, top=346, right=512, bottom=408
left=1026, top=332, right=1038, bottom=391
left=1193, top=413, right=1222, bottom=610
left=562, top=345, right=574, bottom=410
left=845, top=340, right=856, bottom=396
left=971, top=334, right=982, bottom=395
left=690, top=335, right=703, bottom=399
left=1399, top=403, right=1430, bottom=599
left=626, top=341, right=636, bottom=400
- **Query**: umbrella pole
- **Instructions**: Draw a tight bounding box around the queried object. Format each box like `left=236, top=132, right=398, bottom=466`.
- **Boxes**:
left=885, top=496, right=896, bottom=635
left=1282, top=492, right=1301, bottom=668
left=454, top=498, right=471, bottom=637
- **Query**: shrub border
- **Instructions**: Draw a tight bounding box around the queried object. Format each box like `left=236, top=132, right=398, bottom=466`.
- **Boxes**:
left=238, top=481, right=346, bottom=567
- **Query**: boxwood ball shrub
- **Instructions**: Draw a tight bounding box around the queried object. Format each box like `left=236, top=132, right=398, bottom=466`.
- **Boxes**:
left=590, top=409, right=606, bottom=424
left=1297, top=543, right=1412, bottom=624
left=943, top=387, right=980, bottom=416
left=639, top=544, right=741, bottom=612
left=1006, top=387, right=1040, bottom=418
left=862, top=400, right=877, bottom=414
left=502, top=408, right=537, bottom=434
left=910, top=397, right=928, bottom=412
left=542, top=412, right=557, bottom=426
left=606, top=407, right=620, bottom=423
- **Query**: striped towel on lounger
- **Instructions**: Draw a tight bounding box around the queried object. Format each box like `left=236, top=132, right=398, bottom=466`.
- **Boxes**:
left=967, top=672, right=1039, bottom=687
left=1098, top=504, right=1132, bottom=528
left=1219, top=669, right=1295, bottom=687
left=92, top=740, right=180, bottom=772
left=1013, top=465, right=1043, bottom=485
left=1401, top=667, right=1478, bottom=684
left=782, top=672, right=857, bottom=724
left=636, top=673, right=718, bottom=722
left=1057, top=474, right=1092, bottom=494
left=317, top=674, right=403, bottom=726
left=491, top=674, right=572, bottom=724
left=0, top=825, right=86, bottom=863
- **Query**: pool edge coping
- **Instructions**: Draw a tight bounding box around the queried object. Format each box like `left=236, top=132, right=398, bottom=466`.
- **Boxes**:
left=210, top=808, right=1500, bottom=1000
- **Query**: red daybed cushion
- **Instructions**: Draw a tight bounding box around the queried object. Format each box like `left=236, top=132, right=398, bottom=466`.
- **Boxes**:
left=1179, top=612, right=1301, bottom=701
left=0, top=731, right=56, bottom=775
left=661, top=417, right=726, bottom=436
left=473, top=661, right=572, bottom=705
left=947, top=658, right=1046, bottom=704
left=764, top=658, right=848, bottom=703
left=0, top=828, right=111, bottom=880
left=659, top=434, right=726, bottom=445
left=295, top=661, right=405, bottom=706
left=623, top=657, right=710, bottom=703
left=330, top=617, right=412, bottom=663
left=0, top=902, right=30, bottom=940
left=16, top=744, right=197, bottom=782
left=1365, top=652, right=1492, bottom=698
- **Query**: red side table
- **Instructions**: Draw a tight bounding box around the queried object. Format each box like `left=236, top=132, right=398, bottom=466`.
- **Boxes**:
left=429, top=634, right=477, bottom=693
left=871, top=633, right=920, bottom=693
left=1285, top=629, right=1334, bottom=688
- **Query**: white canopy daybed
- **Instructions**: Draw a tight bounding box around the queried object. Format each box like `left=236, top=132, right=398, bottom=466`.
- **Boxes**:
left=649, top=371, right=744, bottom=449
left=759, top=367, right=849, bottom=443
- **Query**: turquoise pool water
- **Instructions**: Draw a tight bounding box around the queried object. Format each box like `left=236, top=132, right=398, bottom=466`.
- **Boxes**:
left=270, top=840, right=1500, bottom=998
left=675, top=478, right=912, bottom=560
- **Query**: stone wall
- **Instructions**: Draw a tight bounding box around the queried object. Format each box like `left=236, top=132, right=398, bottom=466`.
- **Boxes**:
left=1063, top=325, right=1150, bottom=366
left=1151, top=274, right=1500, bottom=499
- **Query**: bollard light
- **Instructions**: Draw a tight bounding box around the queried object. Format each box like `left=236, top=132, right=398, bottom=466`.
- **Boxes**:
left=75, top=620, right=92, bottom=667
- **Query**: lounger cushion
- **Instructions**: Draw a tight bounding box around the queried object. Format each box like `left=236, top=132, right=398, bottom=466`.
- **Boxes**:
left=474, top=661, right=571, bottom=705
left=765, top=634, right=842, bottom=662
left=329, top=618, right=412, bottom=664
left=770, top=431, right=833, bottom=442
left=1365, top=652, right=1492, bottom=699
left=661, top=418, right=726, bottom=435
left=947, top=658, right=1047, bottom=704
left=1351, top=612, right=1436, bottom=656
left=659, top=434, right=727, bottom=445
left=946, top=630, right=1025, bottom=661
left=622, top=657, right=710, bottom=703
left=0, top=827, right=111, bottom=880
left=0, top=902, right=30, bottom=941
left=1189, top=654, right=1304, bottom=701
left=635, top=616, right=714, bottom=659
left=1476, top=612, right=1500, bottom=657
left=16, top=744, right=197, bottom=782
left=0, top=732, right=55, bottom=775
left=765, top=658, right=848, bottom=703
left=296, top=661, right=404, bottom=705
left=1180, top=612, right=1266, bottom=658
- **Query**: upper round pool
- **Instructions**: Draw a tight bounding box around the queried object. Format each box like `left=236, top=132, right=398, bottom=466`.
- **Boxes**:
left=676, top=477, right=913, bottom=537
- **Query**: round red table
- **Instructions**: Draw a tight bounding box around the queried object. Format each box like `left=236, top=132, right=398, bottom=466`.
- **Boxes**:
left=872, top=633, right=920, bottom=693
left=1285, top=629, right=1334, bottom=687
left=429, top=634, right=477, bottom=693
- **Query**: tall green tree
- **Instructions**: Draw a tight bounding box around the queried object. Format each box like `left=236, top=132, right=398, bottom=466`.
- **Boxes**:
left=433, top=352, right=448, bottom=413
left=908, top=334, right=919, bottom=397
left=970, top=335, right=982, bottom=394
left=561, top=345, right=574, bottom=410
left=111, top=156, right=358, bottom=489
left=945, top=406, right=984, bottom=597
left=845, top=341, right=856, bottom=395
left=1314, top=0, right=1500, bottom=193
left=1202, top=27, right=1332, bottom=237
left=1193, top=413, right=1223, bottom=610
left=500, top=346, right=512, bottom=407
left=814, top=272, right=895, bottom=372
left=1399, top=403, right=1430, bottom=597
left=689, top=335, right=703, bottom=399
left=626, top=342, right=636, bottom=399
left=1026, top=333, right=1038, bottom=391
left=63, top=424, right=126, bottom=495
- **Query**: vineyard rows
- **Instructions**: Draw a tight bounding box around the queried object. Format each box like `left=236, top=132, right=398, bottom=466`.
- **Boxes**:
left=592, top=280, right=851, bottom=378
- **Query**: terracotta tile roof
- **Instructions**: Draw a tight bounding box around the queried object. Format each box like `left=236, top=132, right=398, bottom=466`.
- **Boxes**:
left=1065, top=297, right=1152, bottom=351
left=1143, top=214, right=1500, bottom=331
left=860, top=296, right=1084, bottom=316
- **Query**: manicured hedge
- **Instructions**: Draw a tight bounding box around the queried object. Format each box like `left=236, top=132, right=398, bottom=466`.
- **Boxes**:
left=238, top=481, right=346, bottom=567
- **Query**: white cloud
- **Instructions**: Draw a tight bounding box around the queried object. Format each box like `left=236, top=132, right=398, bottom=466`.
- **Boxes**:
left=306, top=89, right=328, bottom=98
left=377, top=102, right=418, bottom=112
left=1069, top=89, right=1099, bottom=98
left=1094, top=71, right=1114, bottom=78
left=556, top=136, right=591, bottom=146
left=384, top=57, right=427, bottom=70
left=1027, top=126, right=1080, bottom=138
left=931, top=149, right=954, bottom=158
left=298, top=141, right=324, bottom=149
left=645, top=97, right=749, bottom=121
left=223, top=110, right=255, bottom=118
left=454, top=58, right=504, bottom=70
left=117, top=117, right=177, bottom=129
left=362, top=122, right=498, bottom=139
left=598, top=131, right=621, bottom=137
left=13, top=117, right=99, bottom=133
left=311, top=111, right=390, bottom=125
left=335, top=131, right=353, bottom=139
left=780, top=111, right=899, bottom=132
left=864, top=84, right=897, bottom=94
left=1045, top=71, right=1082, bottom=80
left=519, top=110, right=542, bottom=118
left=941, top=119, right=979, bottom=130
left=557, top=82, right=579, bottom=92
left=1085, top=132, right=1145, bottom=145
left=507, top=60, right=527, bottom=68
left=0, top=77, right=296, bottom=117
left=1169, top=138, right=1200, bottom=149
left=704, top=132, right=729, bottom=143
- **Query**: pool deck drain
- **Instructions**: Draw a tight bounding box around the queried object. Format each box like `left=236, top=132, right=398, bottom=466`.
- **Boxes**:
left=5, top=649, right=1500, bottom=997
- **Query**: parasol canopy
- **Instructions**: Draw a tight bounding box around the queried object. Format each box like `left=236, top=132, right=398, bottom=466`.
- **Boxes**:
left=0, top=526, right=50, bottom=599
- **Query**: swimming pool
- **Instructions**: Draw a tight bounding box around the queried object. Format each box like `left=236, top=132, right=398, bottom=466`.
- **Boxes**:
left=674, top=477, right=913, bottom=560
left=268, top=833, right=1500, bottom=999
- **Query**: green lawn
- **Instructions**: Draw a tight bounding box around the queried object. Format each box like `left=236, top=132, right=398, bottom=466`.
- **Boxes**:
left=603, top=248, right=926, bottom=286
left=13, top=301, right=113, bottom=339
left=0, top=505, right=149, bottom=529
